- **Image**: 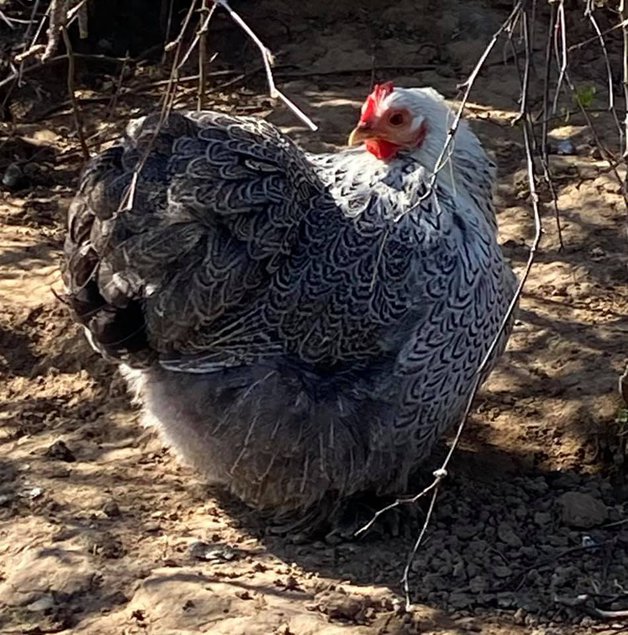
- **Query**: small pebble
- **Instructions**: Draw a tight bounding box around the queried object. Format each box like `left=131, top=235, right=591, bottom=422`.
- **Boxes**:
left=103, top=501, right=121, bottom=517
left=2, top=163, right=27, bottom=190
left=497, top=522, right=523, bottom=548
left=469, top=576, right=488, bottom=593
left=26, top=594, right=55, bottom=612
left=559, top=491, right=607, bottom=528
left=0, top=493, right=15, bottom=506
left=493, top=565, right=512, bottom=579
left=45, top=440, right=76, bottom=462
left=555, top=139, right=576, bottom=155
left=27, top=486, right=44, bottom=499
left=513, top=607, right=527, bottom=625
left=189, top=541, right=239, bottom=562
left=455, top=524, right=479, bottom=539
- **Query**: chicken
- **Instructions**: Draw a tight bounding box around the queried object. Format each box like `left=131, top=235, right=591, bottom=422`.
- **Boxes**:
left=63, top=82, right=517, bottom=529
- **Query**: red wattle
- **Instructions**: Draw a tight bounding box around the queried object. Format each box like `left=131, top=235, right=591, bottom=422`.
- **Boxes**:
left=365, top=138, right=400, bottom=161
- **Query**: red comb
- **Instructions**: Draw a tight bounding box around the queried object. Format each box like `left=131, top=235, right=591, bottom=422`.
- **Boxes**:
left=361, top=81, right=395, bottom=121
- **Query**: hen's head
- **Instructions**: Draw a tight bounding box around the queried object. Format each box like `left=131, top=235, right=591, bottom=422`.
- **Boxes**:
left=349, top=83, right=467, bottom=164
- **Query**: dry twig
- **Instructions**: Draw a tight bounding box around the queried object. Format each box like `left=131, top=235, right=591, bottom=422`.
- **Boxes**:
left=60, top=25, right=89, bottom=161
left=357, top=0, right=628, bottom=610
left=197, top=0, right=214, bottom=110
left=42, top=0, right=67, bottom=61
left=407, top=1, right=525, bottom=212
left=620, top=1, right=628, bottom=169
left=357, top=1, right=544, bottom=611
left=213, top=0, right=318, bottom=131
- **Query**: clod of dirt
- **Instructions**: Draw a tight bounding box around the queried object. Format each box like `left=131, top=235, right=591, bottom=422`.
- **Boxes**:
left=315, top=589, right=371, bottom=623
left=0, top=492, right=15, bottom=506
left=45, top=440, right=76, bottom=462
left=497, top=522, right=523, bottom=548
left=553, top=139, right=577, bottom=156
left=86, top=533, right=126, bottom=559
left=103, top=500, right=121, bottom=517
left=26, top=486, right=44, bottom=500
left=534, top=511, right=552, bottom=526
left=2, top=163, right=28, bottom=190
left=559, top=492, right=608, bottom=529
left=448, top=591, right=474, bottom=610
left=26, top=593, right=55, bottom=612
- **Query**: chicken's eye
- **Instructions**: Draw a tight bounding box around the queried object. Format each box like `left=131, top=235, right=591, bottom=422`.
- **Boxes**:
left=388, top=112, right=405, bottom=127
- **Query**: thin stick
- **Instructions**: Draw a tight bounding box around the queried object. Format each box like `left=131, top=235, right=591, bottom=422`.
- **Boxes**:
left=15, top=1, right=51, bottom=64
left=161, top=0, right=176, bottom=65
left=42, top=0, right=67, bottom=61
left=15, top=0, right=89, bottom=67
left=401, top=483, right=440, bottom=610
left=537, top=1, right=564, bottom=250
left=356, top=5, right=543, bottom=605
left=60, top=26, right=88, bottom=161
left=541, top=2, right=556, bottom=155
left=0, top=10, right=18, bottom=29
left=164, top=0, right=198, bottom=53
left=175, top=2, right=217, bottom=74
left=106, top=52, right=131, bottom=119
left=446, top=3, right=545, bottom=476
left=163, top=0, right=200, bottom=114
left=509, top=2, right=561, bottom=250
left=621, top=2, right=628, bottom=166
left=355, top=477, right=441, bottom=537
left=565, top=68, right=628, bottom=210
left=214, top=0, right=318, bottom=131
left=66, top=0, right=90, bottom=24
left=551, top=0, right=567, bottom=115
left=568, top=16, right=628, bottom=52
left=407, top=0, right=524, bottom=212
left=118, top=0, right=200, bottom=213
left=23, top=0, right=42, bottom=43
left=586, top=5, right=623, bottom=142
left=77, top=0, right=88, bottom=39
left=197, top=0, right=213, bottom=110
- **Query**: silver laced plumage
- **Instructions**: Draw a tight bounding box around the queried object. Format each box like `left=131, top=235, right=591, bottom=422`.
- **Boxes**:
left=63, top=88, right=517, bottom=521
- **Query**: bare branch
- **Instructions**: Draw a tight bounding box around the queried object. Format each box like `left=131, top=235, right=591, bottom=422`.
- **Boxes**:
left=213, top=0, right=318, bottom=131
left=42, top=0, right=67, bottom=62
left=23, top=0, right=42, bottom=43
left=552, top=0, right=568, bottom=115
left=77, top=1, right=89, bottom=40
left=60, top=26, right=89, bottom=161
left=586, top=5, right=624, bottom=142
left=197, top=0, right=215, bottom=110
left=401, top=483, right=441, bottom=610
left=118, top=0, right=201, bottom=213
left=407, top=0, right=525, bottom=212
left=565, top=68, right=628, bottom=210
left=357, top=4, right=544, bottom=609
left=538, top=1, right=565, bottom=249
left=620, top=1, right=628, bottom=166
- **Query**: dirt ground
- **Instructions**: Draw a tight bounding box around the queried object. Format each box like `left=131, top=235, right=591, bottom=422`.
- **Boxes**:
left=1, top=1, right=627, bottom=633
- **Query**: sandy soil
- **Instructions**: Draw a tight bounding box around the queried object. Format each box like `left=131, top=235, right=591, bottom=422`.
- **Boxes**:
left=0, top=1, right=627, bottom=633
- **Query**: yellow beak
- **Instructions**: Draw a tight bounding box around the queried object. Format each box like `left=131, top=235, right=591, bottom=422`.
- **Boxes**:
left=347, top=124, right=373, bottom=146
